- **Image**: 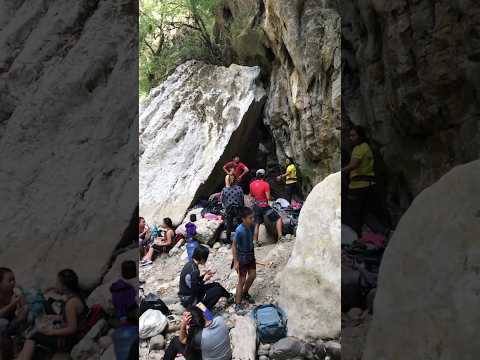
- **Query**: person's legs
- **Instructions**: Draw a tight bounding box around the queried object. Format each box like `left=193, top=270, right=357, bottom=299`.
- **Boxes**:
left=202, top=283, right=230, bottom=309
left=243, top=265, right=257, bottom=296
left=16, top=339, right=35, bottom=360
left=225, top=212, right=234, bottom=244
left=346, top=187, right=368, bottom=237
left=253, top=205, right=263, bottom=242
left=235, top=273, right=247, bottom=305
left=285, top=183, right=293, bottom=203
left=142, top=246, right=153, bottom=261
left=275, top=217, right=283, bottom=241
left=164, top=337, right=186, bottom=360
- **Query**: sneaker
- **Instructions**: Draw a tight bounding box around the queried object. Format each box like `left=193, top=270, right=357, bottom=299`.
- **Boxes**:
left=234, top=304, right=244, bottom=313
left=243, top=293, right=255, bottom=304
left=226, top=293, right=235, bottom=305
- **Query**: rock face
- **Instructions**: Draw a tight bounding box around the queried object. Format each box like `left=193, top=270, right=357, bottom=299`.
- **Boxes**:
left=279, top=172, right=341, bottom=341
left=0, top=0, right=137, bottom=289
left=140, top=60, right=266, bottom=225
left=363, top=160, right=480, bottom=359
left=263, top=0, right=341, bottom=191
left=342, top=0, right=480, bottom=220
left=231, top=315, right=257, bottom=360
left=215, top=0, right=341, bottom=193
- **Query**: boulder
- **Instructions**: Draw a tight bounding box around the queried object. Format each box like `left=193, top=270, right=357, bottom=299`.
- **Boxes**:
left=71, top=319, right=108, bottom=360
left=177, top=213, right=223, bottom=245
left=363, top=160, right=480, bottom=359
left=140, top=60, right=266, bottom=225
left=269, top=337, right=315, bottom=360
left=279, top=172, right=341, bottom=341
left=231, top=315, right=257, bottom=360
left=86, top=248, right=138, bottom=314
left=99, top=344, right=115, bottom=360
left=0, top=0, right=138, bottom=290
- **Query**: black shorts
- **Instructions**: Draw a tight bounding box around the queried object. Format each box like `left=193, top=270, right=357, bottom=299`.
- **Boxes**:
left=253, top=205, right=280, bottom=224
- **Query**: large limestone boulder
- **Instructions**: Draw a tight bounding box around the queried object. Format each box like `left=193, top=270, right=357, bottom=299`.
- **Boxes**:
left=0, top=0, right=137, bottom=289
left=139, top=60, right=266, bottom=225
left=279, top=172, right=341, bottom=341
left=363, top=160, right=480, bottom=359
left=231, top=315, right=257, bottom=360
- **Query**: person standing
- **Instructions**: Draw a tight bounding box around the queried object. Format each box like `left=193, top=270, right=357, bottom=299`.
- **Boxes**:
left=277, top=157, right=299, bottom=202
left=342, top=125, right=387, bottom=236
left=221, top=173, right=244, bottom=245
left=249, top=169, right=283, bottom=242
left=223, top=155, right=249, bottom=191
left=232, top=207, right=257, bottom=312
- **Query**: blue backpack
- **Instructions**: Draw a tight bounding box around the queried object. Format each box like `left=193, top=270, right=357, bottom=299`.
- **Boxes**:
left=251, top=304, right=287, bottom=343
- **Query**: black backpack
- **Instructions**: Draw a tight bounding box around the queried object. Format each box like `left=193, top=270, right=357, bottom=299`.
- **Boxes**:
left=139, top=293, right=170, bottom=316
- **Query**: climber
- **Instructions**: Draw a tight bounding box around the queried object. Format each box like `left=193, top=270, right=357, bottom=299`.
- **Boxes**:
left=249, top=169, right=283, bottom=242
left=220, top=172, right=244, bottom=245
left=276, top=157, right=299, bottom=202
left=141, top=217, right=175, bottom=265
left=178, top=245, right=234, bottom=311
left=232, top=207, right=257, bottom=312
left=223, top=155, right=249, bottom=190
left=17, top=269, right=88, bottom=360
left=0, top=268, right=28, bottom=360
left=341, top=125, right=389, bottom=237
left=164, top=305, right=232, bottom=360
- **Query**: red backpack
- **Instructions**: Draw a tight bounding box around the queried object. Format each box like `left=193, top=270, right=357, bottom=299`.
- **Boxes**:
left=77, top=304, right=105, bottom=338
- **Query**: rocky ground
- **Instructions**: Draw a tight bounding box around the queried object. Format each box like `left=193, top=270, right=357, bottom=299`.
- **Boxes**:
left=138, top=236, right=295, bottom=360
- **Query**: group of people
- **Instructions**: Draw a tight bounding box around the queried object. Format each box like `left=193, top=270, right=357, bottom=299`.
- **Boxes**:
left=0, top=263, right=139, bottom=360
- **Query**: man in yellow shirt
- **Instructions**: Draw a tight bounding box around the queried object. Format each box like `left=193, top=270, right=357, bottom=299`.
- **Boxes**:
left=277, top=158, right=299, bottom=202
left=342, top=125, right=380, bottom=236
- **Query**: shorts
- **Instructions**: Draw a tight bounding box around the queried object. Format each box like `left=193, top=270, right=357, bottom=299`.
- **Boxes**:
left=254, top=205, right=280, bottom=225
left=239, top=259, right=256, bottom=277
left=152, top=243, right=172, bottom=254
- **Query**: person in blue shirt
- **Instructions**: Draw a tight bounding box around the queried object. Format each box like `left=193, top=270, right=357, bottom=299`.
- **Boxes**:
left=232, top=207, right=256, bottom=312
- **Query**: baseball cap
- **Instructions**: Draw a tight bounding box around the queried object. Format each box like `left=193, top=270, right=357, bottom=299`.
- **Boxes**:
left=256, top=169, right=266, bottom=177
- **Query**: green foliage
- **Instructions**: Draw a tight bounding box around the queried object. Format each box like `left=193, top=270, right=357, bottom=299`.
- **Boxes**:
left=139, top=0, right=222, bottom=96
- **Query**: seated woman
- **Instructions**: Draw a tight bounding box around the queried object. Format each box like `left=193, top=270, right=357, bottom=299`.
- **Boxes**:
left=141, top=217, right=175, bottom=265
left=164, top=305, right=232, bottom=360
left=16, top=269, right=87, bottom=360
left=178, top=246, right=233, bottom=310
left=0, top=268, right=28, bottom=359
left=139, top=216, right=151, bottom=258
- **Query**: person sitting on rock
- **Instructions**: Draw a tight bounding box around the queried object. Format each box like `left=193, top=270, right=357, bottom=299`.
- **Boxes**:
left=223, top=155, right=249, bottom=190
left=232, top=207, right=257, bottom=312
left=0, top=267, right=28, bottom=359
left=139, top=216, right=151, bottom=258
left=164, top=305, right=232, bottom=360
left=17, top=269, right=88, bottom=360
left=178, top=245, right=233, bottom=311
left=221, top=172, right=244, bottom=245
left=276, top=157, right=299, bottom=202
left=141, top=217, right=175, bottom=265
left=250, top=169, right=283, bottom=242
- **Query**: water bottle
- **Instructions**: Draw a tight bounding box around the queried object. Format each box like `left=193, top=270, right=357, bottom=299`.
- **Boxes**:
left=186, top=239, right=199, bottom=262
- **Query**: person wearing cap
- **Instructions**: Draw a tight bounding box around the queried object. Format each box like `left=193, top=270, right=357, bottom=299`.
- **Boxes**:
left=249, top=169, right=283, bottom=242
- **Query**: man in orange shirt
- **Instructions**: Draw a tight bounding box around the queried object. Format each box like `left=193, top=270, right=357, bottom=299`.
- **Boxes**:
left=249, top=169, right=283, bottom=242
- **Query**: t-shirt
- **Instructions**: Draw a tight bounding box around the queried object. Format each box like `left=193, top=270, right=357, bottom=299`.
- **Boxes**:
left=221, top=185, right=244, bottom=210
left=192, top=316, right=232, bottom=360
left=234, top=223, right=254, bottom=255
left=224, top=160, right=248, bottom=179
left=249, top=179, right=270, bottom=207
left=285, top=164, right=297, bottom=184
left=349, top=142, right=375, bottom=189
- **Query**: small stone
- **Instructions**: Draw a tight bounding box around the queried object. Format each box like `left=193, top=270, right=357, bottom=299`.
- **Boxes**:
left=324, top=340, right=340, bottom=359
left=149, top=334, right=165, bottom=351
left=259, top=356, right=269, bottom=360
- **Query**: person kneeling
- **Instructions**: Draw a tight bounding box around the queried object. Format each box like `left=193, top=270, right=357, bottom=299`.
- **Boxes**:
left=178, top=246, right=233, bottom=310
left=164, top=305, right=232, bottom=360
